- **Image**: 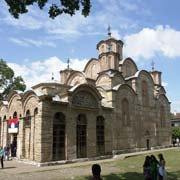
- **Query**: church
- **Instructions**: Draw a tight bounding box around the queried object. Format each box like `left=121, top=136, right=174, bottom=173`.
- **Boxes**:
left=0, top=29, right=171, bottom=164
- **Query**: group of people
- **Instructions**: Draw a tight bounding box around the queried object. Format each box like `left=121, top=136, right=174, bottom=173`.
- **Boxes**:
left=0, top=143, right=17, bottom=169
left=91, top=154, right=167, bottom=180
left=0, top=147, right=168, bottom=180
left=143, top=153, right=167, bottom=180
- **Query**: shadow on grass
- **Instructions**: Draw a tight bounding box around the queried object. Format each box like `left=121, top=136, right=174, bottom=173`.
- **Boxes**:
left=83, top=170, right=180, bottom=180
left=84, top=172, right=143, bottom=180
left=167, top=170, right=180, bottom=180
left=103, top=172, right=143, bottom=180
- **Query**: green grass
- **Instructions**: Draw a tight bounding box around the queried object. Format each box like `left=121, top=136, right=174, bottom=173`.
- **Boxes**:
left=73, top=149, right=180, bottom=180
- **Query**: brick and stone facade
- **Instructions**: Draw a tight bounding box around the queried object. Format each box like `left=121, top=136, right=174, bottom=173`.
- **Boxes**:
left=0, top=33, right=171, bottom=163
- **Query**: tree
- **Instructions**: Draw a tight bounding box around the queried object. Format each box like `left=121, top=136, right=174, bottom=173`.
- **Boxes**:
left=172, top=126, right=180, bottom=139
left=4, top=0, right=91, bottom=19
left=0, top=59, right=26, bottom=100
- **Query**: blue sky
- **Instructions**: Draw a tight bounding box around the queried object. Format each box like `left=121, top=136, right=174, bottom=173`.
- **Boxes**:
left=0, top=0, right=180, bottom=112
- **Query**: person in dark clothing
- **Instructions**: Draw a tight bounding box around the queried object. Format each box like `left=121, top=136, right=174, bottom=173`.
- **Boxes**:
left=90, top=164, right=102, bottom=180
left=150, top=155, right=159, bottom=180
left=0, top=146, right=4, bottom=169
left=143, top=155, right=152, bottom=180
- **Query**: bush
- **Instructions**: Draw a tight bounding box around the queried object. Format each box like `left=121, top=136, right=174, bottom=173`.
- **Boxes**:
left=172, top=126, right=180, bottom=138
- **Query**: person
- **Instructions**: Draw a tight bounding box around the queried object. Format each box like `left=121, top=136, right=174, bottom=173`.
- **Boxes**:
left=4, top=144, right=10, bottom=161
left=176, top=137, right=179, bottom=147
left=0, top=146, right=4, bottom=169
left=143, top=155, right=152, bottom=180
left=90, top=164, right=102, bottom=180
left=158, top=153, right=166, bottom=180
left=150, top=155, right=159, bottom=180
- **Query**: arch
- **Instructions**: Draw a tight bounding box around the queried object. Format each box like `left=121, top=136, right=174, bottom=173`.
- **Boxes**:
left=121, top=57, right=138, bottom=77
left=116, top=84, right=137, bottom=96
left=96, top=116, right=105, bottom=155
left=13, top=111, right=17, bottom=118
left=22, top=90, right=39, bottom=121
left=136, top=70, right=155, bottom=106
left=22, top=90, right=37, bottom=103
left=158, top=94, right=170, bottom=106
left=96, top=73, right=111, bottom=88
left=112, top=72, right=125, bottom=87
left=157, top=94, right=170, bottom=129
left=83, top=58, right=100, bottom=80
left=52, top=112, right=66, bottom=161
left=8, top=92, right=23, bottom=119
left=96, top=70, right=125, bottom=88
left=70, top=84, right=102, bottom=109
left=66, top=71, right=87, bottom=86
left=3, top=115, right=7, bottom=121
left=7, top=90, right=23, bottom=103
left=76, top=114, right=87, bottom=158
left=25, top=109, right=31, bottom=127
left=34, top=107, right=38, bottom=115
left=135, top=70, right=154, bottom=84
left=83, top=58, right=98, bottom=73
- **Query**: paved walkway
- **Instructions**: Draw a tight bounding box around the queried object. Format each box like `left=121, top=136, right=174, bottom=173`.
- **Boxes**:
left=0, top=147, right=177, bottom=180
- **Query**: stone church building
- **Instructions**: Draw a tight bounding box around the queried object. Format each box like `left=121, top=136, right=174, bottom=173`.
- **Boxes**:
left=0, top=31, right=171, bottom=163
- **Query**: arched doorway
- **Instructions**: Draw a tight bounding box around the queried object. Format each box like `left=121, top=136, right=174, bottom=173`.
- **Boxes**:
left=77, top=114, right=87, bottom=158
left=52, top=112, right=66, bottom=161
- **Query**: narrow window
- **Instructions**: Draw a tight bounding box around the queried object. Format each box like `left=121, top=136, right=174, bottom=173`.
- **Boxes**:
left=96, top=116, right=105, bottom=156
left=52, top=112, right=66, bottom=161
left=13, top=112, right=17, bottom=118
left=25, top=110, right=31, bottom=127
left=160, top=106, right=165, bottom=128
left=142, top=81, right=149, bottom=106
left=77, top=114, right=87, bottom=158
left=122, top=98, right=129, bottom=126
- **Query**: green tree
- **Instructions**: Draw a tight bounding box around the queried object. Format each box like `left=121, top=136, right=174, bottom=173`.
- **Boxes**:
left=4, top=0, right=91, bottom=19
left=0, top=59, right=26, bottom=100
left=172, top=126, right=180, bottom=139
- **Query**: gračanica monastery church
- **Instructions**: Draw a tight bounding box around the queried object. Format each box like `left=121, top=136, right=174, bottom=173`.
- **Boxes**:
left=0, top=29, right=171, bottom=164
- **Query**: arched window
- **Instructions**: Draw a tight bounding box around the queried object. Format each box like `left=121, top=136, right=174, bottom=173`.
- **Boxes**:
left=101, top=45, right=104, bottom=53
left=160, top=106, right=165, bottom=128
left=142, top=80, right=149, bottom=106
left=122, top=98, right=129, bottom=126
left=96, top=116, right=105, bottom=156
left=13, top=112, right=17, bottom=118
left=25, top=110, right=31, bottom=127
left=32, top=108, right=38, bottom=160
left=77, top=114, right=87, bottom=158
left=53, top=112, right=66, bottom=161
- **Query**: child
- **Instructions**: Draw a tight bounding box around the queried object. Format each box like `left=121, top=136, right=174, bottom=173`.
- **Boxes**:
left=90, top=164, right=102, bottom=180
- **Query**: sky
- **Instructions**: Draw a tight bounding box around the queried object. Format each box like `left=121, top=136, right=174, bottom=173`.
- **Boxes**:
left=0, top=0, right=180, bottom=112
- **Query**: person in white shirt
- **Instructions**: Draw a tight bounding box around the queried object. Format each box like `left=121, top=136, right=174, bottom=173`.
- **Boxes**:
left=176, top=138, right=179, bottom=147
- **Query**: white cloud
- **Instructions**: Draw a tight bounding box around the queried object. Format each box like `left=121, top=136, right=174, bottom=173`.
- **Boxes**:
left=10, top=38, right=30, bottom=47
left=162, top=81, right=168, bottom=87
left=171, top=100, right=180, bottom=113
left=0, top=0, right=140, bottom=41
left=8, top=57, right=88, bottom=89
left=124, top=26, right=180, bottom=60
left=9, top=37, right=56, bottom=47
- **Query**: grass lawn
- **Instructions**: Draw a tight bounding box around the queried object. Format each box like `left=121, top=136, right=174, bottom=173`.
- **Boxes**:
left=73, top=148, right=180, bottom=180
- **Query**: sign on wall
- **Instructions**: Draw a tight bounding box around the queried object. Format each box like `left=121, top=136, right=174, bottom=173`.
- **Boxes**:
left=8, top=118, right=19, bottom=133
